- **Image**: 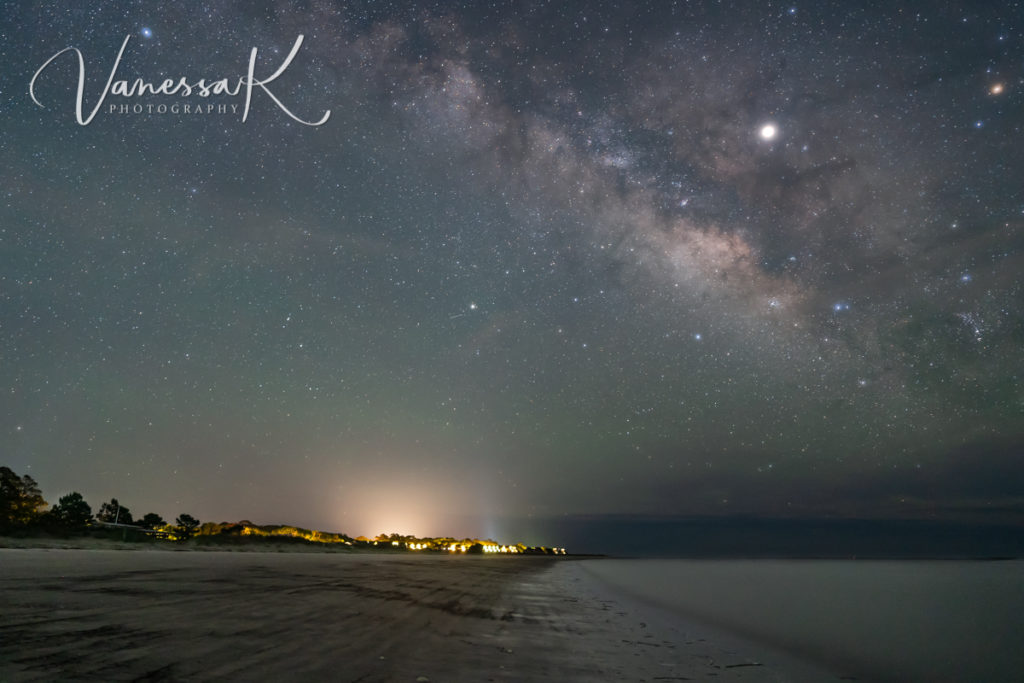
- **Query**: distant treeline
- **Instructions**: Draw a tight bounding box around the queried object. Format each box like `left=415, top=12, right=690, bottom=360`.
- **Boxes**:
left=195, top=522, right=565, bottom=554
left=1, top=464, right=198, bottom=541
left=0, top=466, right=565, bottom=554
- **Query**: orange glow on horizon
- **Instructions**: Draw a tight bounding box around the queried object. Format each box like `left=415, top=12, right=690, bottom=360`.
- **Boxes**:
left=332, top=470, right=501, bottom=540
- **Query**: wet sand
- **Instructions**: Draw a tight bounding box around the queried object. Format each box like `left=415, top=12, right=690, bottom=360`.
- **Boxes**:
left=1, top=549, right=840, bottom=681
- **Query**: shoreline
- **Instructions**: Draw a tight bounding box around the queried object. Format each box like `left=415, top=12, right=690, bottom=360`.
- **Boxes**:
left=580, top=557, right=1024, bottom=683
left=1, top=548, right=843, bottom=682
left=571, top=560, right=847, bottom=682
left=0, top=535, right=586, bottom=557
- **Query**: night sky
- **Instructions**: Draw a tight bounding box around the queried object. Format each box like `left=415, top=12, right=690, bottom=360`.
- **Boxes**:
left=3, top=1, right=1023, bottom=546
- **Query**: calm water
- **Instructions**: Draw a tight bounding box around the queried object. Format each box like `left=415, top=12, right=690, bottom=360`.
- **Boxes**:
left=581, top=559, right=1024, bottom=683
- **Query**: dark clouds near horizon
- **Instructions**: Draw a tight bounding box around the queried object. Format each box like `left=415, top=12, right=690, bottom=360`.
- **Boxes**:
left=2, top=0, right=1023, bottom=541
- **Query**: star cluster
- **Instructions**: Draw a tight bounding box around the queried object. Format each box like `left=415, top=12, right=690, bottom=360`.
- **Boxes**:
left=2, top=0, right=1023, bottom=538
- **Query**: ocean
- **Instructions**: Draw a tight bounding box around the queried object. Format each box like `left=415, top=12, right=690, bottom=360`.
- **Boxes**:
left=580, top=558, right=1024, bottom=682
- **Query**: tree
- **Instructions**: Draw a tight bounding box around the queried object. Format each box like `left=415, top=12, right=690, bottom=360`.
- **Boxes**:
left=97, top=498, right=133, bottom=525
left=175, top=513, right=200, bottom=540
left=48, top=492, right=92, bottom=530
left=139, top=512, right=166, bottom=530
left=0, top=466, right=47, bottom=529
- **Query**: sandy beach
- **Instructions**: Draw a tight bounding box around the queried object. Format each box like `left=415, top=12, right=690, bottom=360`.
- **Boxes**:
left=0, top=549, right=840, bottom=682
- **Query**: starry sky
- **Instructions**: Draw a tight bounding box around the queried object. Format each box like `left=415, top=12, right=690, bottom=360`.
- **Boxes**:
left=3, top=1, right=1023, bottom=545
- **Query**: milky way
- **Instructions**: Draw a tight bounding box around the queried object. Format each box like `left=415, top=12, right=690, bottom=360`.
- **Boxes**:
left=3, top=1, right=1023, bottom=541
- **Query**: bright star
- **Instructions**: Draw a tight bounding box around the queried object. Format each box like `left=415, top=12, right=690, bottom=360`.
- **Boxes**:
left=141, top=27, right=153, bottom=38
left=759, top=124, right=777, bottom=140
